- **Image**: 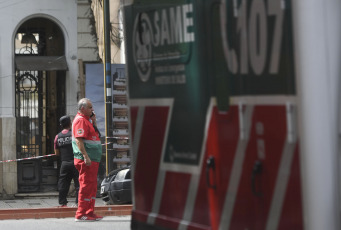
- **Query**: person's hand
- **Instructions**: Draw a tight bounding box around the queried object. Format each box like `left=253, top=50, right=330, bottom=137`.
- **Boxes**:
left=84, top=155, right=92, bottom=166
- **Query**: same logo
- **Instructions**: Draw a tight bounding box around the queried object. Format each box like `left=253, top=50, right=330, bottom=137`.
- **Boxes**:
left=132, top=13, right=153, bottom=82
left=132, top=4, right=196, bottom=83
left=77, top=128, right=84, bottom=135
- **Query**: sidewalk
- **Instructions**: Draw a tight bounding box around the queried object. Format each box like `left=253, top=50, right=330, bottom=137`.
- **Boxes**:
left=0, top=193, right=132, bottom=220
left=0, top=192, right=92, bottom=209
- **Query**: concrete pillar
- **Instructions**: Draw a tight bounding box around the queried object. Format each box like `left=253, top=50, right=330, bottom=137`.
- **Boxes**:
left=0, top=117, right=17, bottom=198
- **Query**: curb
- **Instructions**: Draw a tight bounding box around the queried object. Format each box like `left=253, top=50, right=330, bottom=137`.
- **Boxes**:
left=0, top=205, right=132, bottom=220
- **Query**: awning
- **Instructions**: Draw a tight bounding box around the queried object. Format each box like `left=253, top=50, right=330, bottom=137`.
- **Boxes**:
left=15, top=56, right=68, bottom=71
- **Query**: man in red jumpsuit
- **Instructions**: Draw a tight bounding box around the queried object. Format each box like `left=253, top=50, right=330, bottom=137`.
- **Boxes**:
left=72, top=98, right=103, bottom=222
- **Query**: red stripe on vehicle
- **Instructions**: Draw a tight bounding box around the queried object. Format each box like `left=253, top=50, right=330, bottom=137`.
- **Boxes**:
left=230, top=106, right=286, bottom=229
left=133, top=106, right=170, bottom=216
left=206, top=105, right=240, bottom=229
left=155, top=171, right=191, bottom=229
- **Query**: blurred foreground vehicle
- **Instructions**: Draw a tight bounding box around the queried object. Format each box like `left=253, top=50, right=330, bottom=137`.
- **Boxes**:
left=100, top=166, right=132, bottom=205
left=122, top=0, right=341, bottom=229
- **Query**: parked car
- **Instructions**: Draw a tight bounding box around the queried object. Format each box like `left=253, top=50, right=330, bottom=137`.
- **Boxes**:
left=108, top=167, right=132, bottom=204
left=100, top=166, right=132, bottom=205
left=100, top=168, right=119, bottom=204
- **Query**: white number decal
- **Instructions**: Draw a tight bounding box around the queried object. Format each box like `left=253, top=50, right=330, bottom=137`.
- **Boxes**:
left=249, top=0, right=267, bottom=75
left=220, top=1, right=238, bottom=74
left=221, top=0, right=284, bottom=75
left=267, top=0, right=284, bottom=74
left=237, top=0, right=248, bottom=74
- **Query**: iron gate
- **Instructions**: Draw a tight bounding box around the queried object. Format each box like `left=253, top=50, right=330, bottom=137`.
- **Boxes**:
left=15, top=70, right=44, bottom=159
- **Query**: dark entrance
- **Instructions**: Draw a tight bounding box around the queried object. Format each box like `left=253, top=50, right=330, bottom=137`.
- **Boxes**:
left=14, top=18, right=68, bottom=192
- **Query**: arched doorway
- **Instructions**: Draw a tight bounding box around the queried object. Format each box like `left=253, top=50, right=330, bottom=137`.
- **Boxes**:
left=14, top=17, right=68, bottom=193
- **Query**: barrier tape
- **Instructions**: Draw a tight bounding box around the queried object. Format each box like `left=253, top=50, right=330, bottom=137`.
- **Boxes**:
left=0, top=154, right=56, bottom=164
left=0, top=142, right=114, bottom=164
left=112, top=137, right=129, bottom=140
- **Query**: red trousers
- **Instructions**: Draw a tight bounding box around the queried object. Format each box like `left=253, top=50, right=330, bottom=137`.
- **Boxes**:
left=74, top=158, right=99, bottom=218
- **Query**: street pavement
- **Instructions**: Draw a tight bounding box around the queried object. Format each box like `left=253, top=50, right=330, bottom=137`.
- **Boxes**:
left=0, top=194, right=99, bottom=209
left=0, top=216, right=131, bottom=230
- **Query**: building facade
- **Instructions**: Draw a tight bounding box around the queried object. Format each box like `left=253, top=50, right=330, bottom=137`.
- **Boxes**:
left=0, top=0, right=106, bottom=197
left=0, top=0, right=124, bottom=198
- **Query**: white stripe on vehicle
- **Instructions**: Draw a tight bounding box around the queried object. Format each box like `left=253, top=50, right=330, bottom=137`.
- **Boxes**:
left=147, top=99, right=173, bottom=225
left=219, top=104, right=254, bottom=230
left=131, top=105, right=145, bottom=210
left=147, top=170, right=166, bottom=225
left=129, top=99, right=174, bottom=225
left=178, top=174, right=200, bottom=230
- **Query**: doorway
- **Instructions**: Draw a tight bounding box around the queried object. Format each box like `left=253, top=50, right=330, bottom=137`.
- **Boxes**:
left=14, top=17, right=68, bottom=192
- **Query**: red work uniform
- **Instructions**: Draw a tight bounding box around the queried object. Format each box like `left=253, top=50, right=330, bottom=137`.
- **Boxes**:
left=72, top=112, right=102, bottom=219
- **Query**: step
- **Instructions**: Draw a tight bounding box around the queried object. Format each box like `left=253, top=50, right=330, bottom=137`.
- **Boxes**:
left=15, top=192, right=59, bottom=198
left=0, top=205, right=132, bottom=220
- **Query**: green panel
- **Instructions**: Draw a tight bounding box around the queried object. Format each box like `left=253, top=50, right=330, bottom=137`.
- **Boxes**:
left=208, top=2, right=232, bottom=112
left=123, top=0, right=296, bottom=165
left=124, top=0, right=209, bottom=165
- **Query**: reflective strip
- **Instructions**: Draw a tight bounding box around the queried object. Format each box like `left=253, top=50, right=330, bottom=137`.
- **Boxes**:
left=92, top=197, right=96, bottom=200
left=106, top=88, right=112, bottom=97
left=84, top=198, right=91, bottom=202
left=83, top=139, right=101, bottom=144
left=71, top=137, right=101, bottom=144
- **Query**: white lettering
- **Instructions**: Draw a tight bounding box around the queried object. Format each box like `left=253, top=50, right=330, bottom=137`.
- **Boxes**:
left=249, top=0, right=267, bottom=75
left=149, top=3, right=195, bottom=47
left=149, top=4, right=195, bottom=47
left=222, top=0, right=284, bottom=75
left=237, top=0, right=248, bottom=74
left=268, top=0, right=284, bottom=74
left=153, top=11, right=160, bottom=46
left=182, top=4, right=195, bottom=42
left=169, top=6, right=183, bottom=44
left=161, top=9, right=171, bottom=45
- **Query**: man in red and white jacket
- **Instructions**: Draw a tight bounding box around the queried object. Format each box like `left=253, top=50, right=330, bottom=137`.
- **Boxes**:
left=72, top=98, right=103, bottom=222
